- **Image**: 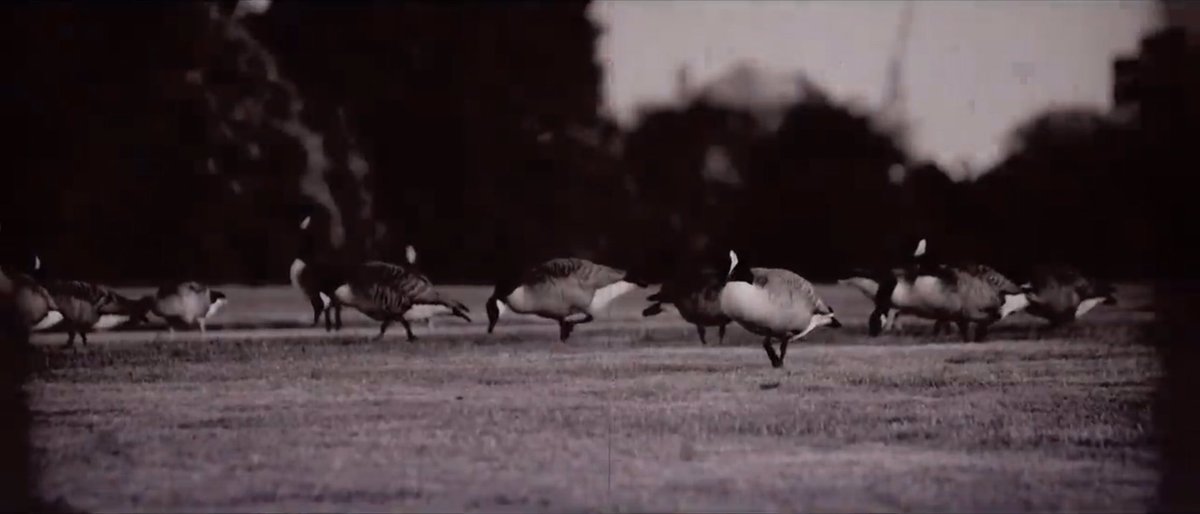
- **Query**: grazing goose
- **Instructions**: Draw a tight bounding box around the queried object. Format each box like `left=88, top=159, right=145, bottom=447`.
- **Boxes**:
left=44, top=280, right=149, bottom=347
left=642, top=268, right=730, bottom=345
left=334, top=260, right=471, bottom=341
left=719, top=251, right=841, bottom=368
left=864, top=239, right=1023, bottom=340
left=486, top=258, right=649, bottom=342
left=1020, top=264, right=1116, bottom=328
left=141, top=281, right=227, bottom=334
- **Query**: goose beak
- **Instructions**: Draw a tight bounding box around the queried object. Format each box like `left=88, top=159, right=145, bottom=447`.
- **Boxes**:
left=828, top=316, right=843, bottom=329
left=1103, top=294, right=1117, bottom=306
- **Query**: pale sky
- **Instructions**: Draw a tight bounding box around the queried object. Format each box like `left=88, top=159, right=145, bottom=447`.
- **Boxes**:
left=590, top=1, right=1162, bottom=179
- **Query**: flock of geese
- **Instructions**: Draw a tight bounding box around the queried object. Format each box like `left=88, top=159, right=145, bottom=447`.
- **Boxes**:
left=2, top=216, right=1118, bottom=368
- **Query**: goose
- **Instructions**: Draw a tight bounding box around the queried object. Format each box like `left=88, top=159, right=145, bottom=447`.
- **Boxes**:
left=642, top=268, right=730, bottom=345
left=333, top=260, right=471, bottom=341
left=140, top=281, right=227, bottom=335
left=291, top=214, right=351, bottom=331
left=864, top=239, right=1024, bottom=340
left=44, top=280, right=149, bottom=347
left=5, top=255, right=64, bottom=332
left=486, top=258, right=649, bottom=342
left=1019, top=264, right=1116, bottom=328
left=867, top=239, right=1009, bottom=342
left=719, top=251, right=842, bottom=368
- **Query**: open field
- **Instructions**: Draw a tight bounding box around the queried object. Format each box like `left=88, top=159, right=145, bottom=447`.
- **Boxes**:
left=28, top=283, right=1160, bottom=512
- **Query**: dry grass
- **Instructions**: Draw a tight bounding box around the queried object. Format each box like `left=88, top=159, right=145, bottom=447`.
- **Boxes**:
left=27, top=283, right=1159, bottom=512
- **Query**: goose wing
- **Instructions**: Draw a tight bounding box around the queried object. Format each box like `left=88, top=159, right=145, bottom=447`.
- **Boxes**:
left=751, top=268, right=832, bottom=314
left=959, top=263, right=1021, bottom=295
left=524, top=258, right=627, bottom=291
left=46, top=280, right=112, bottom=305
left=349, top=261, right=435, bottom=314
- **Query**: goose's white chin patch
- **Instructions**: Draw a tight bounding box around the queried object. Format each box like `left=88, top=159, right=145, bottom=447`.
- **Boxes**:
left=404, top=304, right=451, bottom=321
left=205, top=298, right=228, bottom=319
left=1076, top=297, right=1105, bottom=319
left=300, top=216, right=311, bottom=230
left=590, top=280, right=639, bottom=313
left=289, top=258, right=306, bottom=290
left=496, top=299, right=510, bottom=317
left=1000, top=294, right=1030, bottom=318
left=32, top=311, right=63, bottom=331
left=93, top=314, right=131, bottom=330
left=318, top=292, right=331, bottom=309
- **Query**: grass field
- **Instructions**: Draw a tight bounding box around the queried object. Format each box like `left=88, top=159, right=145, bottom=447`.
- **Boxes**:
left=27, top=283, right=1160, bottom=512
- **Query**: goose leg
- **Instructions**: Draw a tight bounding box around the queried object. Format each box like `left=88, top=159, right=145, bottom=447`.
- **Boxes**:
left=762, top=336, right=782, bottom=368
left=559, top=321, right=574, bottom=343
left=335, top=304, right=343, bottom=331
left=696, top=325, right=708, bottom=345
left=400, top=318, right=417, bottom=342
left=718, top=323, right=727, bottom=345
left=309, top=295, right=324, bottom=327
left=376, top=319, right=391, bottom=341
left=956, top=320, right=970, bottom=341
left=65, top=330, right=76, bottom=348
left=80, top=331, right=88, bottom=346
left=778, top=337, right=789, bottom=365
left=975, top=322, right=990, bottom=343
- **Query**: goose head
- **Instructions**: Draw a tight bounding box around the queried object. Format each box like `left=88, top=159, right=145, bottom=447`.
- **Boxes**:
left=725, top=250, right=754, bottom=284
left=486, top=276, right=520, bottom=334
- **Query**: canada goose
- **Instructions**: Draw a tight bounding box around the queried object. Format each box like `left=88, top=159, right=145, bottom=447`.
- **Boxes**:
left=719, top=251, right=841, bottom=368
left=864, top=239, right=1024, bottom=340
left=486, top=258, right=649, bottom=342
left=291, top=215, right=349, bottom=331
left=44, top=280, right=148, bottom=347
left=333, top=260, right=471, bottom=341
left=1020, top=264, right=1117, bottom=328
left=642, top=269, right=730, bottom=345
left=141, top=281, right=227, bottom=334
left=5, top=255, right=64, bottom=332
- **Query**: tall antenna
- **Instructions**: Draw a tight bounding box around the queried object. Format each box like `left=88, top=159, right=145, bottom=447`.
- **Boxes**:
left=879, top=1, right=915, bottom=122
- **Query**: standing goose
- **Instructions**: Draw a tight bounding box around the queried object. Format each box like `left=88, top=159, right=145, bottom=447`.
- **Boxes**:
left=291, top=214, right=350, bottom=332
left=140, top=281, right=227, bottom=334
left=44, top=280, right=148, bottom=347
left=486, top=258, right=649, bottom=342
left=1020, top=264, right=1116, bottom=328
left=333, top=260, right=471, bottom=341
left=6, top=255, right=64, bottom=332
left=642, top=268, right=730, bottom=345
left=719, top=251, right=842, bottom=368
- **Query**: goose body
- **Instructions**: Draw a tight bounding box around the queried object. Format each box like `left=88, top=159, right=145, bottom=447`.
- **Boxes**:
left=1021, top=264, right=1116, bottom=327
left=333, top=260, right=470, bottom=341
left=487, top=258, right=647, bottom=342
left=719, top=251, right=841, bottom=368
left=3, top=254, right=64, bottom=332
left=145, top=281, right=227, bottom=334
left=867, top=239, right=1012, bottom=341
left=12, top=274, right=63, bottom=332
left=643, top=272, right=730, bottom=345
left=44, top=280, right=147, bottom=346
